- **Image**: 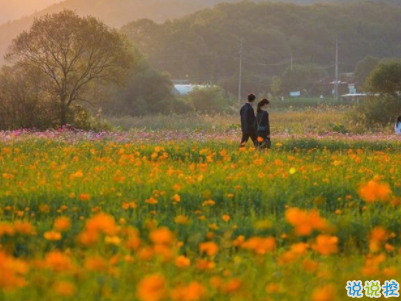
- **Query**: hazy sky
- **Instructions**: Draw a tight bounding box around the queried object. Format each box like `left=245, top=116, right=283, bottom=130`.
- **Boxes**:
left=0, top=0, right=59, bottom=24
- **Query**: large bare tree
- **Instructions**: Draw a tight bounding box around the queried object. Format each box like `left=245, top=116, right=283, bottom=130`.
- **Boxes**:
left=5, top=10, right=133, bottom=125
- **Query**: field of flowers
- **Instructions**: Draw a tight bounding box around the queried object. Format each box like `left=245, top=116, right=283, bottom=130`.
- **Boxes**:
left=1, top=129, right=401, bottom=301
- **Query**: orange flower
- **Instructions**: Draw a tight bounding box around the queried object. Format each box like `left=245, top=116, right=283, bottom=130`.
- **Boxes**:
left=241, top=237, right=275, bottom=255
left=285, top=208, right=328, bottom=236
left=13, top=221, right=35, bottom=235
left=359, top=180, right=391, bottom=203
left=0, top=252, right=29, bottom=290
left=54, top=281, right=76, bottom=297
left=222, top=215, right=230, bottom=222
left=369, top=227, right=388, bottom=252
left=54, top=216, right=71, bottom=232
left=45, top=251, right=72, bottom=272
left=170, top=282, right=207, bottom=301
left=137, top=274, right=166, bottom=301
left=257, top=137, right=264, bottom=142
left=85, top=213, right=119, bottom=236
left=175, top=255, right=191, bottom=268
left=44, top=230, right=62, bottom=241
left=312, top=235, right=338, bottom=256
left=150, top=227, right=174, bottom=246
left=145, top=197, right=158, bottom=205
left=199, top=242, right=219, bottom=257
left=175, top=215, right=189, bottom=225
left=312, top=284, right=336, bottom=301
left=79, top=194, right=91, bottom=201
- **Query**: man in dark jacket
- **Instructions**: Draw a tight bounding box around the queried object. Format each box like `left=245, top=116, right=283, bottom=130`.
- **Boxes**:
left=239, top=94, right=257, bottom=147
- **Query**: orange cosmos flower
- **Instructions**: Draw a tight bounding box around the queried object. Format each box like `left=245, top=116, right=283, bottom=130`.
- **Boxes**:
left=0, top=252, right=29, bottom=290
left=54, top=281, right=76, bottom=297
left=54, top=216, right=71, bottom=232
left=199, top=242, right=219, bottom=257
left=79, top=194, right=91, bottom=201
left=45, top=251, right=72, bottom=272
left=369, top=227, right=388, bottom=253
left=312, top=284, right=336, bottom=301
left=150, top=227, right=174, bottom=246
left=170, top=282, right=207, bottom=301
left=285, top=208, right=328, bottom=236
left=359, top=180, right=391, bottom=203
left=222, top=215, right=230, bottom=222
left=241, top=237, right=275, bottom=255
left=175, top=255, right=191, bottom=268
left=44, top=230, right=62, bottom=241
left=137, top=274, right=166, bottom=301
left=312, top=235, right=338, bottom=256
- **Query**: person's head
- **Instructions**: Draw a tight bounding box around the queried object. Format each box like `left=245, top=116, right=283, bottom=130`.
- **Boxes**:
left=247, top=94, right=256, bottom=103
left=257, top=99, right=270, bottom=113
left=397, top=116, right=401, bottom=123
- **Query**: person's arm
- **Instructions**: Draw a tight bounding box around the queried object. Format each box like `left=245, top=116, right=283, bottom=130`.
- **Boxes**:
left=265, top=112, right=270, bottom=137
left=248, top=106, right=255, bottom=129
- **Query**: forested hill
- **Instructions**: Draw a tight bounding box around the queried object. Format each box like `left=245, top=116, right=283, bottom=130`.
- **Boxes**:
left=121, top=1, right=401, bottom=85
left=0, top=0, right=239, bottom=65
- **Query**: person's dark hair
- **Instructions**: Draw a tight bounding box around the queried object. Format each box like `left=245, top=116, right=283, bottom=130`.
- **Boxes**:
left=248, top=94, right=256, bottom=102
left=397, top=116, right=401, bottom=124
left=257, top=99, right=270, bottom=113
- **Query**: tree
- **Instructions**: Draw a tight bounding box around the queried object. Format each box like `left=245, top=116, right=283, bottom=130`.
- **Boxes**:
left=365, top=62, right=401, bottom=96
left=5, top=10, right=133, bottom=126
left=354, top=56, right=380, bottom=90
left=271, top=76, right=282, bottom=99
left=352, top=62, right=401, bottom=126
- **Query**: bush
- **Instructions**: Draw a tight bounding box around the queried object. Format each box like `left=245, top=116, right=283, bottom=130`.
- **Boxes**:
left=183, top=86, right=231, bottom=113
left=351, top=95, right=401, bottom=126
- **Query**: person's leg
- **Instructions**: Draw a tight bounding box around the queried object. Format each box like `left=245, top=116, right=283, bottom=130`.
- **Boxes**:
left=240, top=133, right=250, bottom=147
left=250, top=131, right=258, bottom=147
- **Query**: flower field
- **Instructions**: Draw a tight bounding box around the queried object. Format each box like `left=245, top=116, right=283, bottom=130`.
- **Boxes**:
left=1, top=130, right=401, bottom=300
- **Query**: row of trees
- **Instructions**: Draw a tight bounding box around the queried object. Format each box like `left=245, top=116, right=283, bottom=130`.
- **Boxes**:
left=122, top=1, right=401, bottom=96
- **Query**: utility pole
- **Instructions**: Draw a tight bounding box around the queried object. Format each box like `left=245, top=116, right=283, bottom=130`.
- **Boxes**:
left=238, top=38, right=244, bottom=104
left=291, top=52, right=293, bottom=71
left=335, top=35, right=339, bottom=101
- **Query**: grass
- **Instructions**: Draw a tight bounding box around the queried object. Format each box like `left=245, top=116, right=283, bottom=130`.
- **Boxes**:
left=1, top=136, right=401, bottom=300
left=105, top=102, right=389, bottom=135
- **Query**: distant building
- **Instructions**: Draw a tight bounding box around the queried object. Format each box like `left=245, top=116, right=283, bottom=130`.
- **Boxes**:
left=172, top=84, right=209, bottom=96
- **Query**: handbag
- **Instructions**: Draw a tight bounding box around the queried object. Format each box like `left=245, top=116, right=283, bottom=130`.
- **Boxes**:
left=256, top=112, right=266, bottom=132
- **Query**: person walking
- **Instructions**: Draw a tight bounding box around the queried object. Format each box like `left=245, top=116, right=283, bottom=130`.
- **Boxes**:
left=255, top=99, right=271, bottom=149
left=239, top=94, right=257, bottom=147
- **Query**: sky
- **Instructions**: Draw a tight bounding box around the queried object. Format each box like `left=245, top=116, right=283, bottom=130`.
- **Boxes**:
left=0, top=0, right=59, bottom=24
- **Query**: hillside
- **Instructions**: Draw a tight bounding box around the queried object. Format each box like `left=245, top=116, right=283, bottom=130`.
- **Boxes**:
left=0, top=0, right=244, bottom=65
left=121, top=1, right=401, bottom=90
left=0, top=0, right=59, bottom=24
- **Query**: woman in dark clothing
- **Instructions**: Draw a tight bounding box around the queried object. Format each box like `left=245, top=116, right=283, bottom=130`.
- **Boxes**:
left=255, top=99, right=271, bottom=149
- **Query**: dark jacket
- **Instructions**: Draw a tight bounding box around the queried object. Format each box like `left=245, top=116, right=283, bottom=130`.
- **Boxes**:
left=255, top=111, right=270, bottom=137
left=240, top=103, right=256, bottom=133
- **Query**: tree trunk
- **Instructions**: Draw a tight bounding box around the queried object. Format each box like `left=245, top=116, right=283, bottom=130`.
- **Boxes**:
left=60, top=99, right=67, bottom=126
